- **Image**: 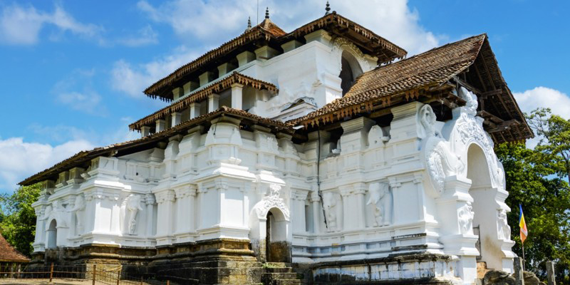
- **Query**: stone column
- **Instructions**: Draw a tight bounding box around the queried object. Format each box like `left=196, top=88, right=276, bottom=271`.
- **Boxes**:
left=218, top=63, right=235, bottom=77
left=172, top=87, right=183, bottom=101
left=208, top=94, right=220, bottom=112
left=190, top=102, right=201, bottom=119
left=199, top=71, right=215, bottom=86
left=145, top=194, right=156, bottom=238
left=156, top=119, right=166, bottom=133
left=141, top=126, right=150, bottom=137
left=236, top=51, right=255, bottom=66
left=231, top=83, right=243, bottom=110
left=171, top=112, right=181, bottom=127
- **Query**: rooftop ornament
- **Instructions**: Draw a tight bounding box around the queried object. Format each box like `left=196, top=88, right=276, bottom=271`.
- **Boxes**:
left=325, top=1, right=331, bottom=15
left=246, top=16, right=252, bottom=31
left=265, top=7, right=270, bottom=19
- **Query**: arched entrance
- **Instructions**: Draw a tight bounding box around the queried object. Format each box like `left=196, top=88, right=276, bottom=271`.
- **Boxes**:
left=265, top=208, right=289, bottom=262
left=339, top=51, right=363, bottom=96
left=466, top=143, right=508, bottom=270
left=47, top=220, right=57, bottom=249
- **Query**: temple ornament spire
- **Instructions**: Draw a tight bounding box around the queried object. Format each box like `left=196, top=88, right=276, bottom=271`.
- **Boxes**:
left=325, top=1, right=331, bottom=15
left=246, top=16, right=252, bottom=31
left=265, top=7, right=269, bottom=19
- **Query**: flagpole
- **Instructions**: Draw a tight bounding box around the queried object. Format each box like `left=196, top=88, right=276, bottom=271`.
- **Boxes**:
left=521, top=242, right=525, bottom=271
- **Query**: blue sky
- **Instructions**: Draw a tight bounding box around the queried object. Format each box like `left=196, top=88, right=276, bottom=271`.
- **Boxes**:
left=0, top=0, right=568, bottom=193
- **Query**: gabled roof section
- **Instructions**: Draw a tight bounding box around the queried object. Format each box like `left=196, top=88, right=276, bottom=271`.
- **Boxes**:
left=143, top=12, right=407, bottom=100
left=289, top=34, right=532, bottom=144
left=20, top=107, right=292, bottom=186
left=0, top=233, right=30, bottom=263
left=131, top=72, right=278, bottom=131
left=143, top=18, right=285, bottom=100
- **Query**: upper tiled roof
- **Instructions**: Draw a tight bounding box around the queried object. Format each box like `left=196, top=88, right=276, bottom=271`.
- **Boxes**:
left=0, top=233, right=30, bottom=263
left=144, top=13, right=407, bottom=100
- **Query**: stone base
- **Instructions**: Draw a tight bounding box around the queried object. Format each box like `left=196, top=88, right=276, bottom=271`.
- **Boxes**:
left=297, top=253, right=463, bottom=285
left=30, top=238, right=265, bottom=284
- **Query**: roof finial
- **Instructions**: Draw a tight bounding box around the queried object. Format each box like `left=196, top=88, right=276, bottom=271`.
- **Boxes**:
left=247, top=16, right=252, bottom=30
left=265, top=7, right=270, bottom=19
left=325, top=1, right=331, bottom=15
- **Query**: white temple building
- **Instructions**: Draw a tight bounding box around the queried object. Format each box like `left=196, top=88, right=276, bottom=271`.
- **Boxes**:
left=22, top=7, right=532, bottom=285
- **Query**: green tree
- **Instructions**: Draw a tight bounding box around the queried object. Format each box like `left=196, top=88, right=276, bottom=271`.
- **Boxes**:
left=496, top=108, right=570, bottom=283
left=0, top=183, right=41, bottom=257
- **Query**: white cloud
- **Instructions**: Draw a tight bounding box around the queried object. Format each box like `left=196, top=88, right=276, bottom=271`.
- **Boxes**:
left=117, top=25, right=158, bottom=47
left=0, top=3, right=102, bottom=45
left=137, top=0, right=441, bottom=55
left=513, top=87, right=570, bottom=120
left=57, top=92, right=103, bottom=114
left=110, top=46, right=200, bottom=98
left=52, top=69, right=107, bottom=115
left=114, top=0, right=441, bottom=98
left=0, top=138, right=94, bottom=192
left=513, top=86, right=570, bottom=149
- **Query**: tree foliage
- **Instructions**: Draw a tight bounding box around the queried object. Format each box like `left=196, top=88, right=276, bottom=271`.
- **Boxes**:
left=0, top=183, right=41, bottom=257
left=496, top=108, right=570, bottom=282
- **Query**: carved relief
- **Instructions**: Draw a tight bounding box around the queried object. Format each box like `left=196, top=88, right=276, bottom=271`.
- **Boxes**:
left=458, top=203, right=474, bottom=235
left=366, top=182, right=392, bottom=227
left=419, top=104, right=464, bottom=194
left=497, top=209, right=511, bottom=240
left=367, top=125, right=385, bottom=148
left=455, top=87, right=505, bottom=189
left=68, top=194, right=86, bottom=235
left=323, top=191, right=341, bottom=232
left=122, top=194, right=143, bottom=235
left=253, top=184, right=290, bottom=221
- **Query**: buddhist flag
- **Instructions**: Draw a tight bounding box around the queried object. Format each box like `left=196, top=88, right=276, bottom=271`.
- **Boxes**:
left=519, top=204, right=528, bottom=243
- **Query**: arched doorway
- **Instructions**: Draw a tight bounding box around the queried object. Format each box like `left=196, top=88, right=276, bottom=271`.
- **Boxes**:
left=466, top=143, right=505, bottom=269
left=266, top=208, right=290, bottom=263
left=339, top=51, right=363, bottom=96
left=47, top=220, right=57, bottom=249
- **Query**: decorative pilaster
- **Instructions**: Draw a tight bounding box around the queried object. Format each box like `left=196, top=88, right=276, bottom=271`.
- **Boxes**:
left=155, top=190, right=176, bottom=239
left=309, top=191, right=321, bottom=234
left=174, top=186, right=197, bottom=234
left=291, top=190, right=309, bottom=234
left=145, top=194, right=155, bottom=238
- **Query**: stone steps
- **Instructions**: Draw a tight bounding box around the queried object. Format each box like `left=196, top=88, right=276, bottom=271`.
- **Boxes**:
left=262, top=262, right=301, bottom=285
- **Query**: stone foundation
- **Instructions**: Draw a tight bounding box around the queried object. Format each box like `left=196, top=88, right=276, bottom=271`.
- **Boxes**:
left=296, top=253, right=462, bottom=285
left=30, top=238, right=267, bottom=284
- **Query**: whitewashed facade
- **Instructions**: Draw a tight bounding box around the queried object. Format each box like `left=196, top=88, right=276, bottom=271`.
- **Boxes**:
left=27, top=12, right=526, bottom=285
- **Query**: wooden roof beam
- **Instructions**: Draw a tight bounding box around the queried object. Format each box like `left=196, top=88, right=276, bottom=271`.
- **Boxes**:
left=485, top=119, right=520, bottom=133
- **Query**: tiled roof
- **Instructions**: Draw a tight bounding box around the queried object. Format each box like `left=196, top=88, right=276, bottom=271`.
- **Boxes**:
left=130, top=72, right=278, bottom=131
left=20, top=107, right=292, bottom=186
left=143, top=18, right=286, bottom=99
left=289, top=33, right=532, bottom=144
left=289, top=34, right=486, bottom=125
left=0, top=233, right=30, bottom=263
left=144, top=13, right=407, bottom=100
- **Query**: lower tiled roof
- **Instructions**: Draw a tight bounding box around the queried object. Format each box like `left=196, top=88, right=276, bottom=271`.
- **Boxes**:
left=20, top=107, right=292, bottom=186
